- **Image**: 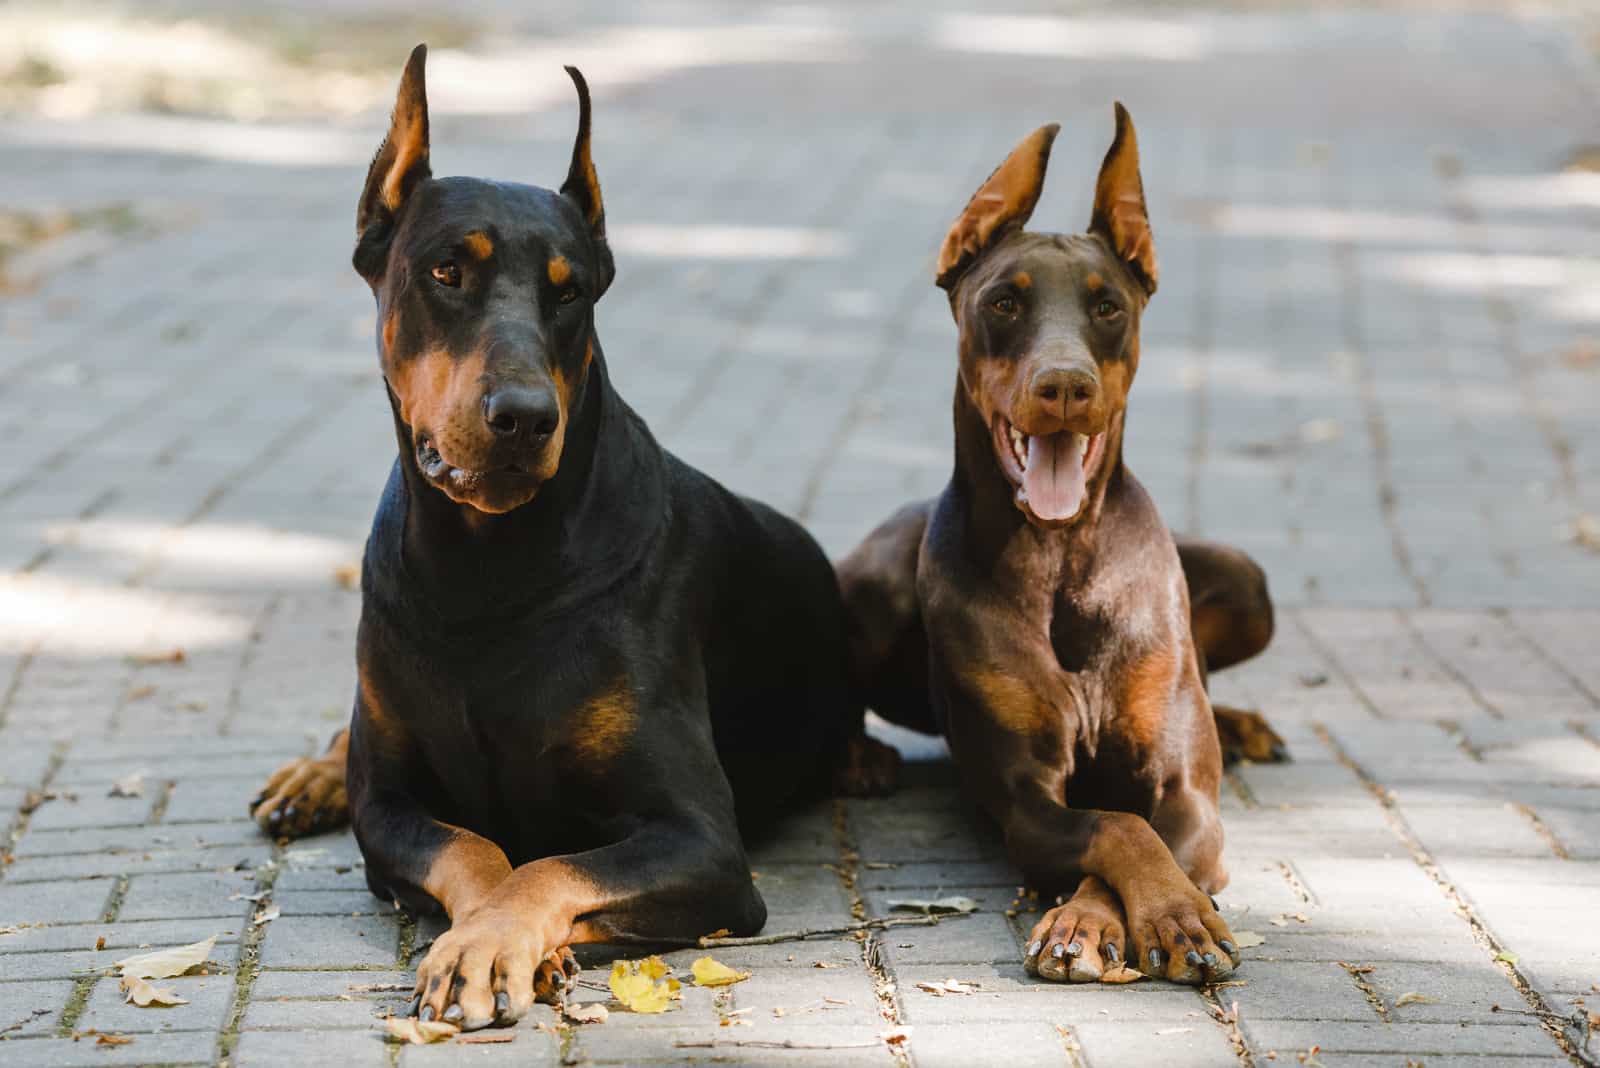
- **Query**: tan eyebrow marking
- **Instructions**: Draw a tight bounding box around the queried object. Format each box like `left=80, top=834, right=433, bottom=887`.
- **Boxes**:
left=547, top=256, right=571, bottom=285
left=463, top=231, right=493, bottom=259
left=1012, top=271, right=1032, bottom=290
left=1085, top=271, right=1104, bottom=291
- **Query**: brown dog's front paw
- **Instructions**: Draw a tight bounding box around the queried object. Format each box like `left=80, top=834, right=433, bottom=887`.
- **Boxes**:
left=832, top=734, right=901, bottom=797
left=1124, top=879, right=1238, bottom=985
left=250, top=755, right=348, bottom=838
left=534, top=945, right=579, bottom=1005
left=1213, top=704, right=1289, bottom=766
left=1024, top=878, right=1127, bottom=983
left=411, top=910, right=551, bottom=1030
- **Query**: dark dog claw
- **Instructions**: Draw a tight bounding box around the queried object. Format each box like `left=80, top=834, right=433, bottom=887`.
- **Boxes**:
left=283, top=805, right=298, bottom=824
left=419, top=1005, right=435, bottom=1022
left=1050, top=943, right=1066, bottom=959
left=249, top=793, right=265, bottom=809
left=1148, top=948, right=1164, bottom=971
left=1219, top=940, right=1236, bottom=955
left=1185, top=950, right=1202, bottom=966
left=1105, top=943, right=1120, bottom=963
left=1203, top=952, right=1217, bottom=966
left=552, top=971, right=566, bottom=989
left=442, top=1004, right=463, bottom=1023
left=408, top=995, right=421, bottom=1016
left=495, top=991, right=510, bottom=1015
left=1066, top=941, right=1083, bottom=957
left=1270, top=742, right=1291, bottom=762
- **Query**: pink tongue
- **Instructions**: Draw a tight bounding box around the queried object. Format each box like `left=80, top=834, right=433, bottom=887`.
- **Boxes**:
left=1022, top=432, right=1086, bottom=521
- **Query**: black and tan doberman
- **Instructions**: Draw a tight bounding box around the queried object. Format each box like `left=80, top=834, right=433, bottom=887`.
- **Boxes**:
left=249, top=47, right=895, bottom=1030
left=837, top=109, right=1284, bottom=986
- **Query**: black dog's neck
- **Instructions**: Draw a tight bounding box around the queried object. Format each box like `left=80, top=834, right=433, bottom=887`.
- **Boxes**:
left=949, top=383, right=1128, bottom=595
left=379, top=343, right=667, bottom=628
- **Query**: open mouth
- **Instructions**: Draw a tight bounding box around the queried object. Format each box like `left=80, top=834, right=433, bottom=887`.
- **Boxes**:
left=416, top=437, right=536, bottom=491
left=992, top=418, right=1105, bottom=524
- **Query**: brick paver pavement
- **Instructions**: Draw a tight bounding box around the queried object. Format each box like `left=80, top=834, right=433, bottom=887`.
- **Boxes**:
left=0, top=2, right=1597, bottom=1065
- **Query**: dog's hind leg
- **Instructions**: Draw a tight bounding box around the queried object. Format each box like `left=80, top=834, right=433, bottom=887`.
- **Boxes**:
left=1175, top=538, right=1286, bottom=764
left=837, top=500, right=937, bottom=736
left=251, top=727, right=351, bottom=837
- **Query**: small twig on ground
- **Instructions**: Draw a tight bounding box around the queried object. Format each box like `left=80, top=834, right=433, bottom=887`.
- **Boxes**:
left=0, top=1008, right=52, bottom=1037
left=1492, top=1004, right=1599, bottom=1067
left=697, top=913, right=971, bottom=948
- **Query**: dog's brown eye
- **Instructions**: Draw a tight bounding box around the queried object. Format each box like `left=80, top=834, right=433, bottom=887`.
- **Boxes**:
left=558, top=287, right=579, bottom=305
left=431, top=262, right=461, bottom=288
left=1094, top=299, right=1120, bottom=319
left=991, top=296, right=1019, bottom=316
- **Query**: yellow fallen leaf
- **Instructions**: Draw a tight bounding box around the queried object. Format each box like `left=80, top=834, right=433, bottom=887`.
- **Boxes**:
left=96, top=1034, right=134, bottom=1047
left=456, top=1031, right=515, bottom=1044
left=609, top=958, right=681, bottom=1013
left=1231, top=930, right=1266, bottom=949
left=692, top=956, right=751, bottom=987
left=1393, top=992, right=1440, bottom=1008
left=115, top=936, right=217, bottom=979
left=563, top=1001, right=609, bottom=1024
left=120, top=976, right=188, bottom=1007
left=1100, top=965, right=1144, bottom=984
left=383, top=1017, right=459, bottom=1044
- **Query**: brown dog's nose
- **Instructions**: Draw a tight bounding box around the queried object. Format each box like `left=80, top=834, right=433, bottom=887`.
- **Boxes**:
left=484, top=386, right=560, bottom=440
left=1030, top=367, right=1099, bottom=423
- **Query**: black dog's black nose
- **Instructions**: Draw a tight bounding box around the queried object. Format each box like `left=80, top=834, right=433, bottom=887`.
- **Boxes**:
left=484, top=386, right=560, bottom=439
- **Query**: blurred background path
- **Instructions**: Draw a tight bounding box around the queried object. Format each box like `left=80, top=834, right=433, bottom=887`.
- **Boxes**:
left=0, top=3, right=1597, bottom=1066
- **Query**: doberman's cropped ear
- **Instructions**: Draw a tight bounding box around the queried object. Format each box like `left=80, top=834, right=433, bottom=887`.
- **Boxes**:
left=1089, top=103, right=1157, bottom=297
left=560, top=66, right=615, bottom=297
left=936, top=124, right=1059, bottom=292
left=354, top=44, right=430, bottom=279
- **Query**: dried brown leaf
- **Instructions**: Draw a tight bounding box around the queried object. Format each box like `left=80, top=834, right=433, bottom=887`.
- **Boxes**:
left=383, top=1017, right=459, bottom=1044
left=115, top=936, right=217, bottom=979
left=120, top=976, right=188, bottom=1007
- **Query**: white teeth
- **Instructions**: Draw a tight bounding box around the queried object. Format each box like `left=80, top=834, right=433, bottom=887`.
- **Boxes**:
left=1075, top=433, right=1089, bottom=459
left=1009, top=427, right=1028, bottom=469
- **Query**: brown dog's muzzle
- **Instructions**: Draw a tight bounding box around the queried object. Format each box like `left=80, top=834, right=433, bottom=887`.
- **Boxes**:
left=991, top=351, right=1113, bottom=527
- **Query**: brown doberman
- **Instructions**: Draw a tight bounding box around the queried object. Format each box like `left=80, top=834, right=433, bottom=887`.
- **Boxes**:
left=249, top=47, right=896, bottom=1031
left=837, top=108, right=1284, bottom=986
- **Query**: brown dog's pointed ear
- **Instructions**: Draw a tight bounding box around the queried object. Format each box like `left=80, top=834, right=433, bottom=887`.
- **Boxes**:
left=354, top=45, right=431, bottom=277
left=1089, top=103, right=1157, bottom=296
left=936, top=124, right=1059, bottom=291
left=559, top=65, right=614, bottom=295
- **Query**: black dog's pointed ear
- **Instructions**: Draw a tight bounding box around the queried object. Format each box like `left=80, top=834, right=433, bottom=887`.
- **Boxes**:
left=354, top=44, right=430, bottom=279
left=936, top=124, right=1059, bottom=291
left=559, top=66, right=615, bottom=296
left=1089, top=103, right=1157, bottom=296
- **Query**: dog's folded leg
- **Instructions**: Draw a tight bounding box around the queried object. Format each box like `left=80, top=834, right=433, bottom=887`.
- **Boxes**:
left=251, top=728, right=350, bottom=838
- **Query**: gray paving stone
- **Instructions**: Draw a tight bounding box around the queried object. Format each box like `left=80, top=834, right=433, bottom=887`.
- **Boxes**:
left=909, top=1022, right=1068, bottom=1068
left=257, top=915, right=398, bottom=969
left=233, top=1028, right=391, bottom=1068
left=0, top=878, right=115, bottom=925
left=1071, top=1018, right=1239, bottom=1066
left=0, top=1032, right=215, bottom=1067
left=117, top=870, right=258, bottom=922
left=0, top=918, right=240, bottom=955
left=0, top=978, right=75, bottom=1036
left=1240, top=1018, right=1559, bottom=1056
left=78, top=972, right=235, bottom=1034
